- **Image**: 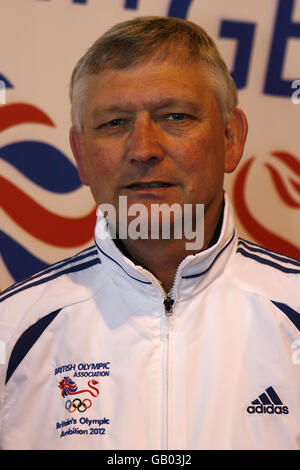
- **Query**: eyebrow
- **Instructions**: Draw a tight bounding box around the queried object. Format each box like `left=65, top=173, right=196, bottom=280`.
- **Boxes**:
left=91, top=105, right=128, bottom=118
left=90, top=97, right=202, bottom=119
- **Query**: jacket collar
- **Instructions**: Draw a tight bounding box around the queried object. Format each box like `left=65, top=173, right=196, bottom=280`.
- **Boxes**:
left=94, top=193, right=237, bottom=299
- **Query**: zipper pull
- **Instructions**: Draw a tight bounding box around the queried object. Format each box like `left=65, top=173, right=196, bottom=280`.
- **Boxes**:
left=164, top=296, right=175, bottom=316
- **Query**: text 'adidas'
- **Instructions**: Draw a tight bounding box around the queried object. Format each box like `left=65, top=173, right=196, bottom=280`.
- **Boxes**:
left=247, top=386, right=289, bottom=415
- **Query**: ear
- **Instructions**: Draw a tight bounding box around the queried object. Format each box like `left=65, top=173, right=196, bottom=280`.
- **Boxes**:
left=69, top=126, right=90, bottom=186
left=224, top=108, right=248, bottom=173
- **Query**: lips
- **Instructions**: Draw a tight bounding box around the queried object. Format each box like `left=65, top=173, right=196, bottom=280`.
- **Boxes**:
left=126, top=181, right=174, bottom=189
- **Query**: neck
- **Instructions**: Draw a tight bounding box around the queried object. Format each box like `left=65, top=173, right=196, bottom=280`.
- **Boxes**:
left=114, top=197, right=225, bottom=292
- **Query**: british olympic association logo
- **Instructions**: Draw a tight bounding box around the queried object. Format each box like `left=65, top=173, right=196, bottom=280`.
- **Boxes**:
left=58, top=377, right=100, bottom=413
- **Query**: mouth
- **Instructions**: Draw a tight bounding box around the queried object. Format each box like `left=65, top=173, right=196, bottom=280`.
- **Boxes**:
left=125, top=181, right=175, bottom=189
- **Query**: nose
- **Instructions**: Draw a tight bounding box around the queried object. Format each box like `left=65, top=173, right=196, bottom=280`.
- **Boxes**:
left=125, top=113, right=165, bottom=163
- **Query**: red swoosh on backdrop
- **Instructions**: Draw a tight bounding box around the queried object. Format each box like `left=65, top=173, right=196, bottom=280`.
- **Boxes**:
left=270, top=151, right=300, bottom=176
left=1, top=175, right=97, bottom=247
left=233, top=157, right=300, bottom=260
left=264, top=163, right=300, bottom=208
left=0, top=103, right=55, bottom=131
left=290, top=178, right=300, bottom=194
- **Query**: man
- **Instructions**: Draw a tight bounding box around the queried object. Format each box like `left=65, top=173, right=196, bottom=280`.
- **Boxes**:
left=0, top=16, right=299, bottom=450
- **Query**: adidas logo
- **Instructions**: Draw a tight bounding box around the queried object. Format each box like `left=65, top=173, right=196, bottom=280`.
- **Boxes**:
left=247, top=386, right=289, bottom=415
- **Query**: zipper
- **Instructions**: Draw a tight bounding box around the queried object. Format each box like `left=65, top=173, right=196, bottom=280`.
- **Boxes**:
left=135, top=260, right=187, bottom=449
left=163, top=296, right=175, bottom=316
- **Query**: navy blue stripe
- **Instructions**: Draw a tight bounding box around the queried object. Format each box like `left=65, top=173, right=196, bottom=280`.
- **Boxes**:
left=237, top=247, right=300, bottom=274
left=238, top=238, right=300, bottom=266
left=266, top=386, right=283, bottom=405
left=238, top=237, right=300, bottom=262
left=271, top=301, right=300, bottom=332
left=0, top=258, right=101, bottom=303
left=94, top=239, right=152, bottom=285
left=1, top=247, right=98, bottom=298
left=182, top=231, right=235, bottom=279
left=6, top=309, right=62, bottom=384
left=259, top=393, right=272, bottom=405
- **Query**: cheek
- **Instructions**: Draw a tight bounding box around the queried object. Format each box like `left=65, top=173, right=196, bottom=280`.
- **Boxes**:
left=83, top=143, right=122, bottom=205
left=176, top=135, right=225, bottom=194
left=86, top=142, right=120, bottom=179
left=176, top=136, right=221, bottom=173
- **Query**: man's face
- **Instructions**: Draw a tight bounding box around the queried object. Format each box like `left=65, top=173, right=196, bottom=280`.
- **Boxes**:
left=71, top=58, right=246, bottom=234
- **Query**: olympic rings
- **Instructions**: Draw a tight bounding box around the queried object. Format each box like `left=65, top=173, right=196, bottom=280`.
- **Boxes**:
left=65, top=398, right=92, bottom=413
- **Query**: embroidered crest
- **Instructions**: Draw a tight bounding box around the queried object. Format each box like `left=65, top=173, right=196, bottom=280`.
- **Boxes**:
left=58, top=377, right=100, bottom=413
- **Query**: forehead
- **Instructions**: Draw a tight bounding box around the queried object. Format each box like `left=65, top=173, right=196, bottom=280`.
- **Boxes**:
left=84, top=59, right=216, bottom=114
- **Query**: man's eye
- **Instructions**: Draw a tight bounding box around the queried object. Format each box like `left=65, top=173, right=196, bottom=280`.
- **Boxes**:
left=167, top=113, right=188, bottom=121
left=104, top=118, right=125, bottom=128
left=94, top=118, right=126, bottom=130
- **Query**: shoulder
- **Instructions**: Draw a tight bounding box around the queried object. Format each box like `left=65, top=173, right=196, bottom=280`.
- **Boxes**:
left=229, top=237, right=300, bottom=308
left=0, top=245, right=102, bottom=344
left=236, top=238, right=300, bottom=275
left=0, top=245, right=101, bottom=303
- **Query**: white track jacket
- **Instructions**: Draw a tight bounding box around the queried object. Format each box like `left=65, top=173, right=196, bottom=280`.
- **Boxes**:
left=0, top=194, right=299, bottom=450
